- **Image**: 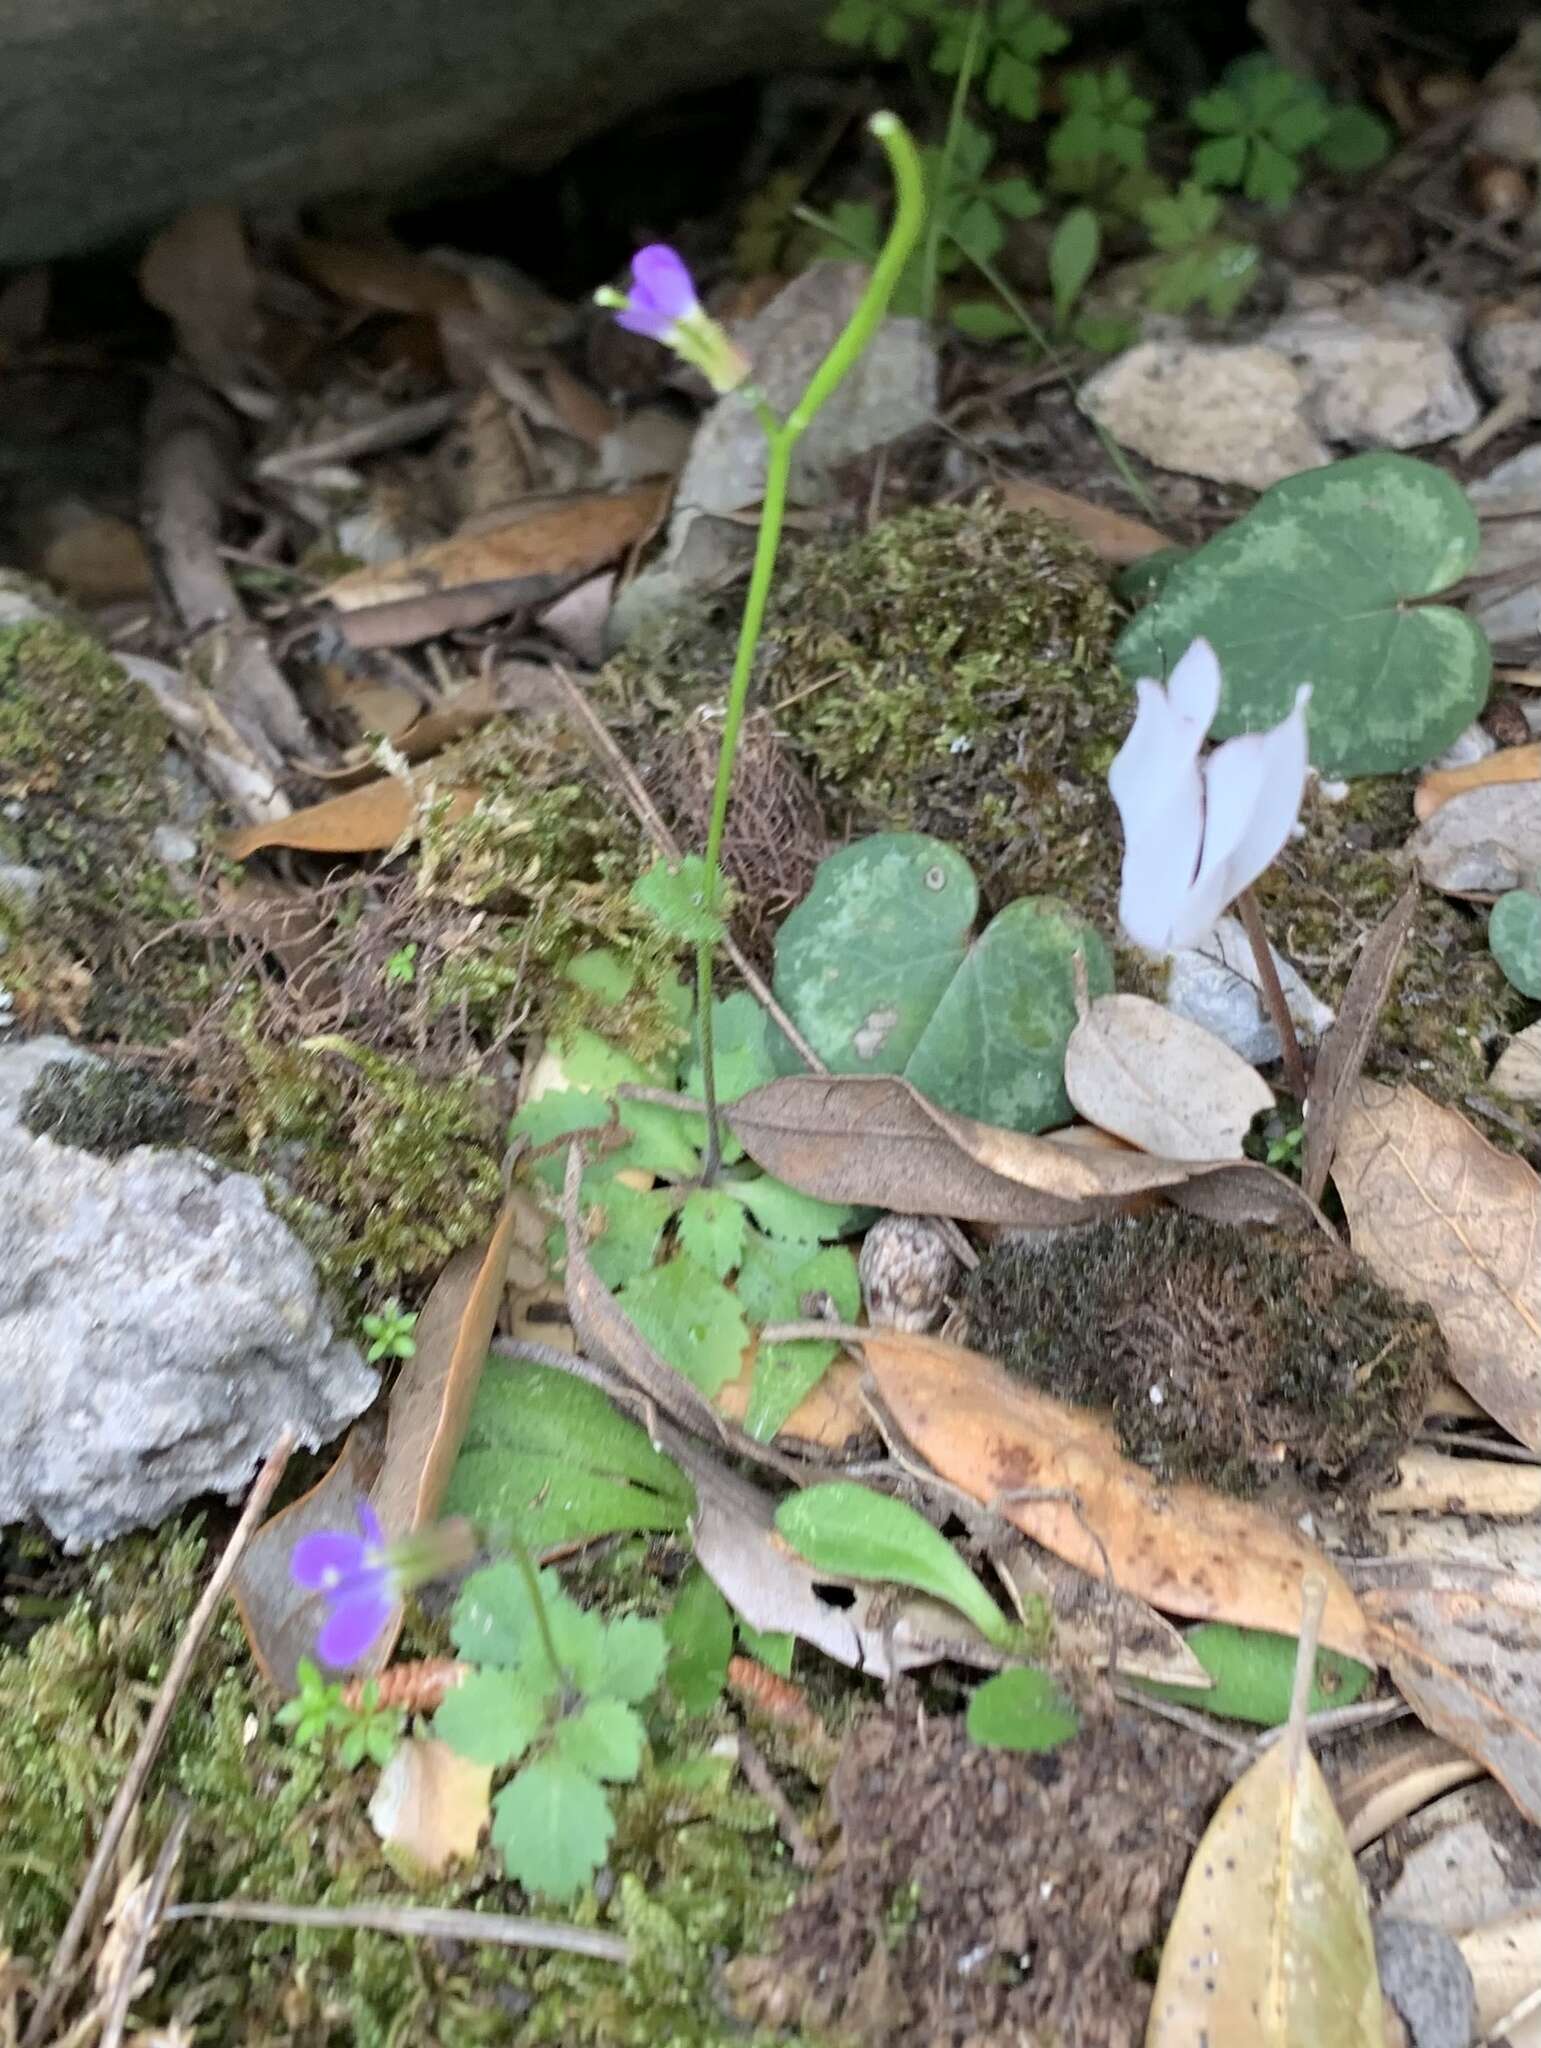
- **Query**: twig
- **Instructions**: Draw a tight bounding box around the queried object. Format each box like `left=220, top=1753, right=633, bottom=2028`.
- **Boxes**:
left=1283, top=1576, right=1327, bottom=1784
left=256, top=394, right=463, bottom=480
left=736, top=1733, right=820, bottom=1870
left=98, top=1807, right=191, bottom=2048
left=1235, top=888, right=1308, bottom=1099
left=162, top=1900, right=628, bottom=1964
left=24, top=1430, right=298, bottom=2048
left=1249, top=1694, right=1409, bottom=1755
left=1112, top=1681, right=1252, bottom=1756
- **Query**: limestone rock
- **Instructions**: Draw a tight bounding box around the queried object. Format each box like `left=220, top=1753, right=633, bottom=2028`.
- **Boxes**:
left=669, top=265, right=937, bottom=564
left=0, top=1042, right=375, bottom=1548
left=1263, top=298, right=1480, bottom=449
left=1077, top=342, right=1330, bottom=490
left=1469, top=312, right=1541, bottom=401
left=1151, top=915, right=1334, bottom=1066
left=1469, top=442, right=1541, bottom=644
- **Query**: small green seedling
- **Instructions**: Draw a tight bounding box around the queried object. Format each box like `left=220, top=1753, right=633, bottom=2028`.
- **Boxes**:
left=435, top=1556, right=668, bottom=1900
left=384, top=943, right=418, bottom=987
left=361, top=1299, right=418, bottom=1364
left=276, top=1656, right=404, bottom=1769
left=966, top=1667, right=1079, bottom=1751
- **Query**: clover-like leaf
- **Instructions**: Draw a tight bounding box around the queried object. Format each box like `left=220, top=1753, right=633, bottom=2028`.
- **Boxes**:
left=1116, top=454, right=1489, bottom=777
left=451, top=1560, right=571, bottom=1670
left=616, top=1254, right=750, bottom=1396
left=491, top=1758, right=615, bottom=1900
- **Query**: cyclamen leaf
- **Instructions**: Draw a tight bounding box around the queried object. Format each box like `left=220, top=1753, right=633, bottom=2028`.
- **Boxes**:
left=434, top=1667, right=551, bottom=1768
left=678, top=1188, right=748, bottom=1281
left=616, top=1254, right=750, bottom=1397
left=552, top=1698, right=646, bottom=1782
left=491, top=1759, right=615, bottom=1901
left=774, top=1482, right=1017, bottom=1649
left=1490, top=890, right=1541, bottom=997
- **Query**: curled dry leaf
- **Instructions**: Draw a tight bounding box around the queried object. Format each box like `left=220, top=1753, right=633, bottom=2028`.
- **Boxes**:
left=1415, top=741, right=1541, bottom=822
left=1064, top=994, right=1273, bottom=1162
left=728, top=1074, right=1328, bottom=1233
left=1460, top=1909, right=1541, bottom=2044
left=1336, top=1731, right=1482, bottom=1854
left=1332, top=1080, right=1541, bottom=1450
left=1360, top=1559, right=1541, bottom=1827
left=1409, top=781, right=1541, bottom=898
left=858, top=1329, right=1373, bottom=1662
left=231, top=1196, right=531, bottom=1690
left=368, top=1737, right=491, bottom=1877
left=292, top=237, right=477, bottom=316
left=998, top=477, right=1171, bottom=565
left=138, top=205, right=260, bottom=380
left=1301, top=880, right=1418, bottom=1205
left=1371, top=1446, right=1541, bottom=1517
left=1146, top=1630, right=1382, bottom=2045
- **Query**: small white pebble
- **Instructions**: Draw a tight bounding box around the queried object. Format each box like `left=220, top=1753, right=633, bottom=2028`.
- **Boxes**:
left=1149, top=1383, right=1166, bottom=1407
left=242, top=1712, right=259, bottom=1746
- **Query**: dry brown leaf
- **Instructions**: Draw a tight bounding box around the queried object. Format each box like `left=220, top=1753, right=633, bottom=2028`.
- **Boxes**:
left=1409, top=781, right=1541, bottom=899
left=1493, top=1019, right=1541, bottom=1102
left=322, top=484, right=666, bottom=612
left=538, top=571, right=615, bottom=667
left=37, top=504, right=153, bottom=602
left=538, top=361, right=617, bottom=448
left=1302, top=880, right=1419, bottom=1205
left=998, top=477, right=1171, bottom=564
left=728, top=1074, right=1328, bottom=1233
left=368, top=1736, right=491, bottom=1876
left=223, top=775, right=476, bottom=859
left=1337, top=1731, right=1482, bottom=1853
left=293, top=237, right=477, bottom=316
left=858, top=1329, right=1373, bottom=1661
left=998, top=1543, right=1213, bottom=1689
left=1333, top=1080, right=1541, bottom=1450
left=139, top=205, right=260, bottom=378
left=1361, top=1559, right=1541, bottom=1825
left=1372, top=1446, right=1541, bottom=1516
left=1415, top=742, right=1541, bottom=822
left=1460, top=1909, right=1541, bottom=2043
left=1064, top=994, right=1273, bottom=1161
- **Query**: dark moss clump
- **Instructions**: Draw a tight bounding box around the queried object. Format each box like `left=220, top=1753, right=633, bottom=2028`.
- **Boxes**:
left=602, top=494, right=1127, bottom=911
left=0, top=619, right=210, bottom=1040
left=21, top=1056, right=191, bottom=1156
left=964, top=1210, right=1441, bottom=1502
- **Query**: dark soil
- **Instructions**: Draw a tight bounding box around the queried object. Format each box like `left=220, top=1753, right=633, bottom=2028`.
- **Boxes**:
left=964, top=1209, right=1442, bottom=1505
left=732, top=1694, right=1231, bottom=2048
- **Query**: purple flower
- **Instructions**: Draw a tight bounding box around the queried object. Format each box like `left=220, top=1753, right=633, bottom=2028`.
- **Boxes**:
left=291, top=1503, right=398, bottom=1668
left=612, top=244, right=701, bottom=341
left=594, top=243, right=750, bottom=395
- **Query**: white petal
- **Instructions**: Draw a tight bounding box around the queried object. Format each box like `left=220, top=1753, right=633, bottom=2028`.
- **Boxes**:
left=1172, top=685, right=1312, bottom=947
left=1109, top=678, right=1206, bottom=845
left=1209, top=685, right=1311, bottom=905
left=1163, top=637, right=1222, bottom=730
left=1117, top=793, right=1205, bottom=951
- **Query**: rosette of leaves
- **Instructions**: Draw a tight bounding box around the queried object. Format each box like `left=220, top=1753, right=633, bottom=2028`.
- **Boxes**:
left=931, top=0, right=1067, bottom=119
left=436, top=1560, right=667, bottom=1900
left=1188, top=55, right=1390, bottom=208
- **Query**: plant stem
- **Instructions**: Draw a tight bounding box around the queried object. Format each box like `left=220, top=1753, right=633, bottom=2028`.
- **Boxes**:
left=1236, top=887, right=1308, bottom=1101
left=920, top=0, right=986, bottom=321
left=694, top=111, right=926, bottom=1182
left=507, top=1535, right=568, bottom=1689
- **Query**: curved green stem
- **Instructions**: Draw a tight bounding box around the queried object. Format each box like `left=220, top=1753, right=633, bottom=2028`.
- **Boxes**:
left=694, top=113, right=925, bottom=1183
left=919, top=0, right=985, bottom=321
left=507, top=1536, right=568, bottom=1689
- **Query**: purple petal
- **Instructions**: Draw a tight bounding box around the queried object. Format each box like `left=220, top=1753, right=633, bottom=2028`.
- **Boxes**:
left=316, top=1588, right=394, bottom=1667
left=290, top=1527, right=366, bottom=1590
left=356, top=1501, right=386, bottom=1554
left=628, top=244, right=698, bottom=325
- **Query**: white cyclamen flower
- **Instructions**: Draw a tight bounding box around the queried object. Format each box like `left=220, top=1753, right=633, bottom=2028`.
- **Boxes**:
left=1108, top=637, right=1311, bottom=952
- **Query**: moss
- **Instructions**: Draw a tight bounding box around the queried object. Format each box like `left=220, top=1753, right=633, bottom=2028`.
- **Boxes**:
left=228, top=1023, right=506, bottom=1297
left=0, top=620, right=211, bottom=1041
left=0, top=1521, right=812, bottom=2047
left=20, top=1056, right=191, bottom=1155
left=964, top=1210, right=1441, bottom=1504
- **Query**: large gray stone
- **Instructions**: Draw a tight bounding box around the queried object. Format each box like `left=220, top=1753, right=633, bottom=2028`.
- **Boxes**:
left=0, top=1042, right=376, bottom=1548
left=0, top=0, right=834, bottom=266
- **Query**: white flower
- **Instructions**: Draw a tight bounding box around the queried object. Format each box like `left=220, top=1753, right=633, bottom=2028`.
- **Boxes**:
left=1108, top=637, right=1311, bottom=952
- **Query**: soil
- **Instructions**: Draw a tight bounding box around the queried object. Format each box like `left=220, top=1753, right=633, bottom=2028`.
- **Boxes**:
left=733, top=1692, right=1232, bottom=2048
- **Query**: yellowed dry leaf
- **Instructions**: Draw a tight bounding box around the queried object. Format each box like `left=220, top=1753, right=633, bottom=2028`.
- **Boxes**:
left=1064, top=994, right=1274, bottom=1161
left=1146, top=1729, right=1382, bottom=2045
left=322, top=483, right=665, bottom=611
left=998, top=477, right=1171, bottom=564
left=368, top=1736, right=491, bottom=1876
left=859, top=1330, right=1373, bottom=1661
left=1333, top=1079, right=1541, bottom=1449
left=1415, top=742, right=1541, bottom=822
left=223, top=775, right=477, bottom=859
left=1493, top=1019, right=1541, bottom=1103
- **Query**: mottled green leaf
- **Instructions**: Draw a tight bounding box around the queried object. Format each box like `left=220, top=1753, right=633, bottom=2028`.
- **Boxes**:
left=1491, top=890, right=1541, bottom=997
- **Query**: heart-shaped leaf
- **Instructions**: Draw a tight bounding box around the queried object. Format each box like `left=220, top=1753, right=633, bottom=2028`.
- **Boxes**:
left=773, top=834, right=1112, bottom=1133
left=1116, top=453, right=1489, bottom=777
left=1490, top=889, right=1541, bottom=997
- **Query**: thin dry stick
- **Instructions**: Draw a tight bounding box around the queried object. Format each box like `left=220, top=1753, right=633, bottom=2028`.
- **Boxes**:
left=1485, top=1977, right=1541, bottom=2045
left=1235, top=888, right=1308, bottom=1100
left=1250, top=1695, right=1409, bottom=1754
left=24, top=1430, right=298, bottom=2048
left=736, top=1733, right=819, bottom=1870
left=1283, top=1574, right=1328, bottom=1784
left=163, top=1900, right=628, bottom=1964
left=98, top=1807, right=191, bottom=2048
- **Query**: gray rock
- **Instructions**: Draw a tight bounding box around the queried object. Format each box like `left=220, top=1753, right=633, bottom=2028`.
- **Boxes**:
left=668, top=265, right=936, bottom=566
left=1373, top=1918, right=1476, bottom=2048
left=1469, top=442, right=1541, bottom=642
left=1469, top=314, right=1541, bottom=401
left=0, top=1042, right=375, bottom=1547
left=1263, top=302, right=1480, bottom=449
left=1077, top=341, right=1330, bottom=491
left=1431, top=722, right=1498, bottom=772
left=1153, top=914, right=1334, bottom=1065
